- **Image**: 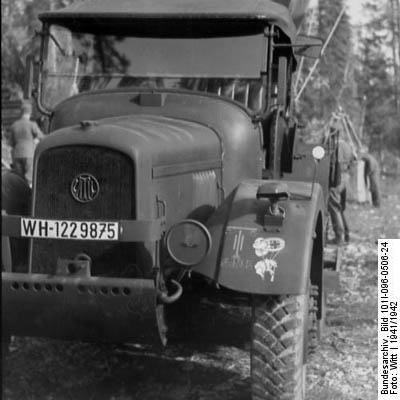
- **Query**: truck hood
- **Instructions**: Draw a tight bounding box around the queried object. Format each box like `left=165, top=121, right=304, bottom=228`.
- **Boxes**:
left=36, top=114, right=222, bottom=172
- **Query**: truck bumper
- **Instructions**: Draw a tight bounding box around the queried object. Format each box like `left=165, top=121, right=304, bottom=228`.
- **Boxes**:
left=2, top=272, right=163, bottom=344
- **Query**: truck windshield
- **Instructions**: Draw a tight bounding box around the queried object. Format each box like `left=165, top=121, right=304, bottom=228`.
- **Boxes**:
left=41, top=24, right=266, bottom=111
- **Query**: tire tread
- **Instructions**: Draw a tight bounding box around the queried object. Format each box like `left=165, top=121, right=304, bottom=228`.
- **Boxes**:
left=251, top=295, right=307, bottom=400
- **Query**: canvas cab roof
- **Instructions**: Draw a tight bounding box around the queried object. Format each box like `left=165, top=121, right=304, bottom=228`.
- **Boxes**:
left=40, top=0, right=308, bottom=44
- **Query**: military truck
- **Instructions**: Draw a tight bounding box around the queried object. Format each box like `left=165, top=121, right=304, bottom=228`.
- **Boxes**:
left=2, top=1, right=339, bottom=399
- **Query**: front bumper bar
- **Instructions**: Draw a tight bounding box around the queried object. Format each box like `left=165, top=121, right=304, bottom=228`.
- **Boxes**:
left=2, top=272, right=162, bottom=344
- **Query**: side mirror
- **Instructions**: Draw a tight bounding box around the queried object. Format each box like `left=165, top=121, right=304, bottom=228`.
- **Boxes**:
left=294, top=35, right=323, bottom=59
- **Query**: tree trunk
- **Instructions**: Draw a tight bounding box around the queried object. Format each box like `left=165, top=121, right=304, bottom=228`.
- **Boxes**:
left=389, top=0, right=400, bottom=112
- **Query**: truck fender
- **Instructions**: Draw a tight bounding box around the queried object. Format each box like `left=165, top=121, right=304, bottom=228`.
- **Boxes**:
left=193, top=179, right=325, bottom=295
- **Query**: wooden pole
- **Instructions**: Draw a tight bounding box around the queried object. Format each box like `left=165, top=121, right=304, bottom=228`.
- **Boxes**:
left=294, top=6, right=318, bottom=95
left=344, top=114, right=362, bottom=150
left=295, top=6, right=346, bottom=102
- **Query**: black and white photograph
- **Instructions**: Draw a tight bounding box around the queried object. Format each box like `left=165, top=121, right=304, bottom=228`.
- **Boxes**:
left=2, top=1, right=400, bottom=399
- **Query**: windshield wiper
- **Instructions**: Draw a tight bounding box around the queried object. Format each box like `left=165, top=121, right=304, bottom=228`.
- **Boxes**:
left=48, top=32, right=66, bottom=56
left=35, top=29, right=67, bottom=56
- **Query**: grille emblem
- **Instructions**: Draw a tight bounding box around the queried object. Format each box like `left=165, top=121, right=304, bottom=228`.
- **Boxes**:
left=71, top=173, right=100, bottom=203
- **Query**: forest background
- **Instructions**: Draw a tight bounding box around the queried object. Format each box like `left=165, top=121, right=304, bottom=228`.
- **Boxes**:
left=2, top=0, right=400, bottom=161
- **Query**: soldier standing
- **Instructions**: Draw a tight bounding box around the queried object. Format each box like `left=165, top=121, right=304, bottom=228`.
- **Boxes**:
left=5, top=102, right=44, bottom=185
left=361, top=149, right=381, bottom=208
left=328, top=138, right=356, bottom=245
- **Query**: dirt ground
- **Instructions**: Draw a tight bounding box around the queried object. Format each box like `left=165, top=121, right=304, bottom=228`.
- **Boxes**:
left=2, top=177, right=399, bottom=400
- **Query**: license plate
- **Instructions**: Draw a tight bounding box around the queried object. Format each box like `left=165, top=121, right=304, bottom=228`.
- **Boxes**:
left=21, top=218, right=119, bottom=241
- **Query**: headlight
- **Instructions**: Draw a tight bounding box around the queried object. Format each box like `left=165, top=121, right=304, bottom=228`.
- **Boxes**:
left=165, top=219, right=211, bottom=267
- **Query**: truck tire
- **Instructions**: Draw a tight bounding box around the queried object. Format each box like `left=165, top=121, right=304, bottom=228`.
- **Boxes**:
left=317, top=288, right=326, bottom=340
left=308, top=288, right=319, bottom=355
left=251, top=294, right=308, bottom=400
left=310, top=284, right=326, bottom=342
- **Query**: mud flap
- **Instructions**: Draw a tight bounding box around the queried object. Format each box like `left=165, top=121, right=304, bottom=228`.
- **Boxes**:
left=2, top=273, right=163, bottom=345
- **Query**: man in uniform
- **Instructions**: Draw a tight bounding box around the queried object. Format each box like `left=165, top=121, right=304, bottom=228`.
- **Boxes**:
left=361, top=148, right=381, bottom=208
left=328, top=138, right=356, bottom=245
left=5, top=102, right=44, bottom=185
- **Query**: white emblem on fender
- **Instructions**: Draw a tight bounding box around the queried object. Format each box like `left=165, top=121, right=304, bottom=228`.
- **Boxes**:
left=252, top=237, right=285, bottom=282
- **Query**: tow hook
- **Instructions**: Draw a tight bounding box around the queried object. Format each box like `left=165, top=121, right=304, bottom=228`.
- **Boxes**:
left=157, top=279, right=183, bottom=304
left=56, top=253, right=92, bottom=276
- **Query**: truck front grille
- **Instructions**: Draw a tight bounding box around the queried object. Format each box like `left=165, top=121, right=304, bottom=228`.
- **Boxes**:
left=31, top=145, right=141, bottom=277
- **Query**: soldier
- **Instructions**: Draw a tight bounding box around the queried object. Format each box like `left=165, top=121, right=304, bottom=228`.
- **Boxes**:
left=5, top=102, right=44, bottom=185
left=361, top=148, right=381, bottom=208
left=328, top=138, right=356, bottom=245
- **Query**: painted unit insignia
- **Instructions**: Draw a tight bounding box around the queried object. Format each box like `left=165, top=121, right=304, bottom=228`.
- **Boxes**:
left=252, top=237, right=285, bottom=282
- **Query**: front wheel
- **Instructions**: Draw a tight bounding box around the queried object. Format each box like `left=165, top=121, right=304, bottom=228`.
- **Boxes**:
left=251, top=294, right=309, bottom=400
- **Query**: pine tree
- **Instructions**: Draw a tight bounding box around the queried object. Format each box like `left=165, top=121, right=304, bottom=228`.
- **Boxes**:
left=357, top=0, right=400, bottom=156
left=1, top=0, right=76, bottom=90
left=388, top=0, right=400, bottom=112
left=1, top=0, right=28, bottom=88
left=296, top=0, right=357, bottom=127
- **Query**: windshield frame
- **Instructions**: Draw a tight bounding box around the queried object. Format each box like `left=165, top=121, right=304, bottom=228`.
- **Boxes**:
left=37, top=21, right=272, bottom=114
